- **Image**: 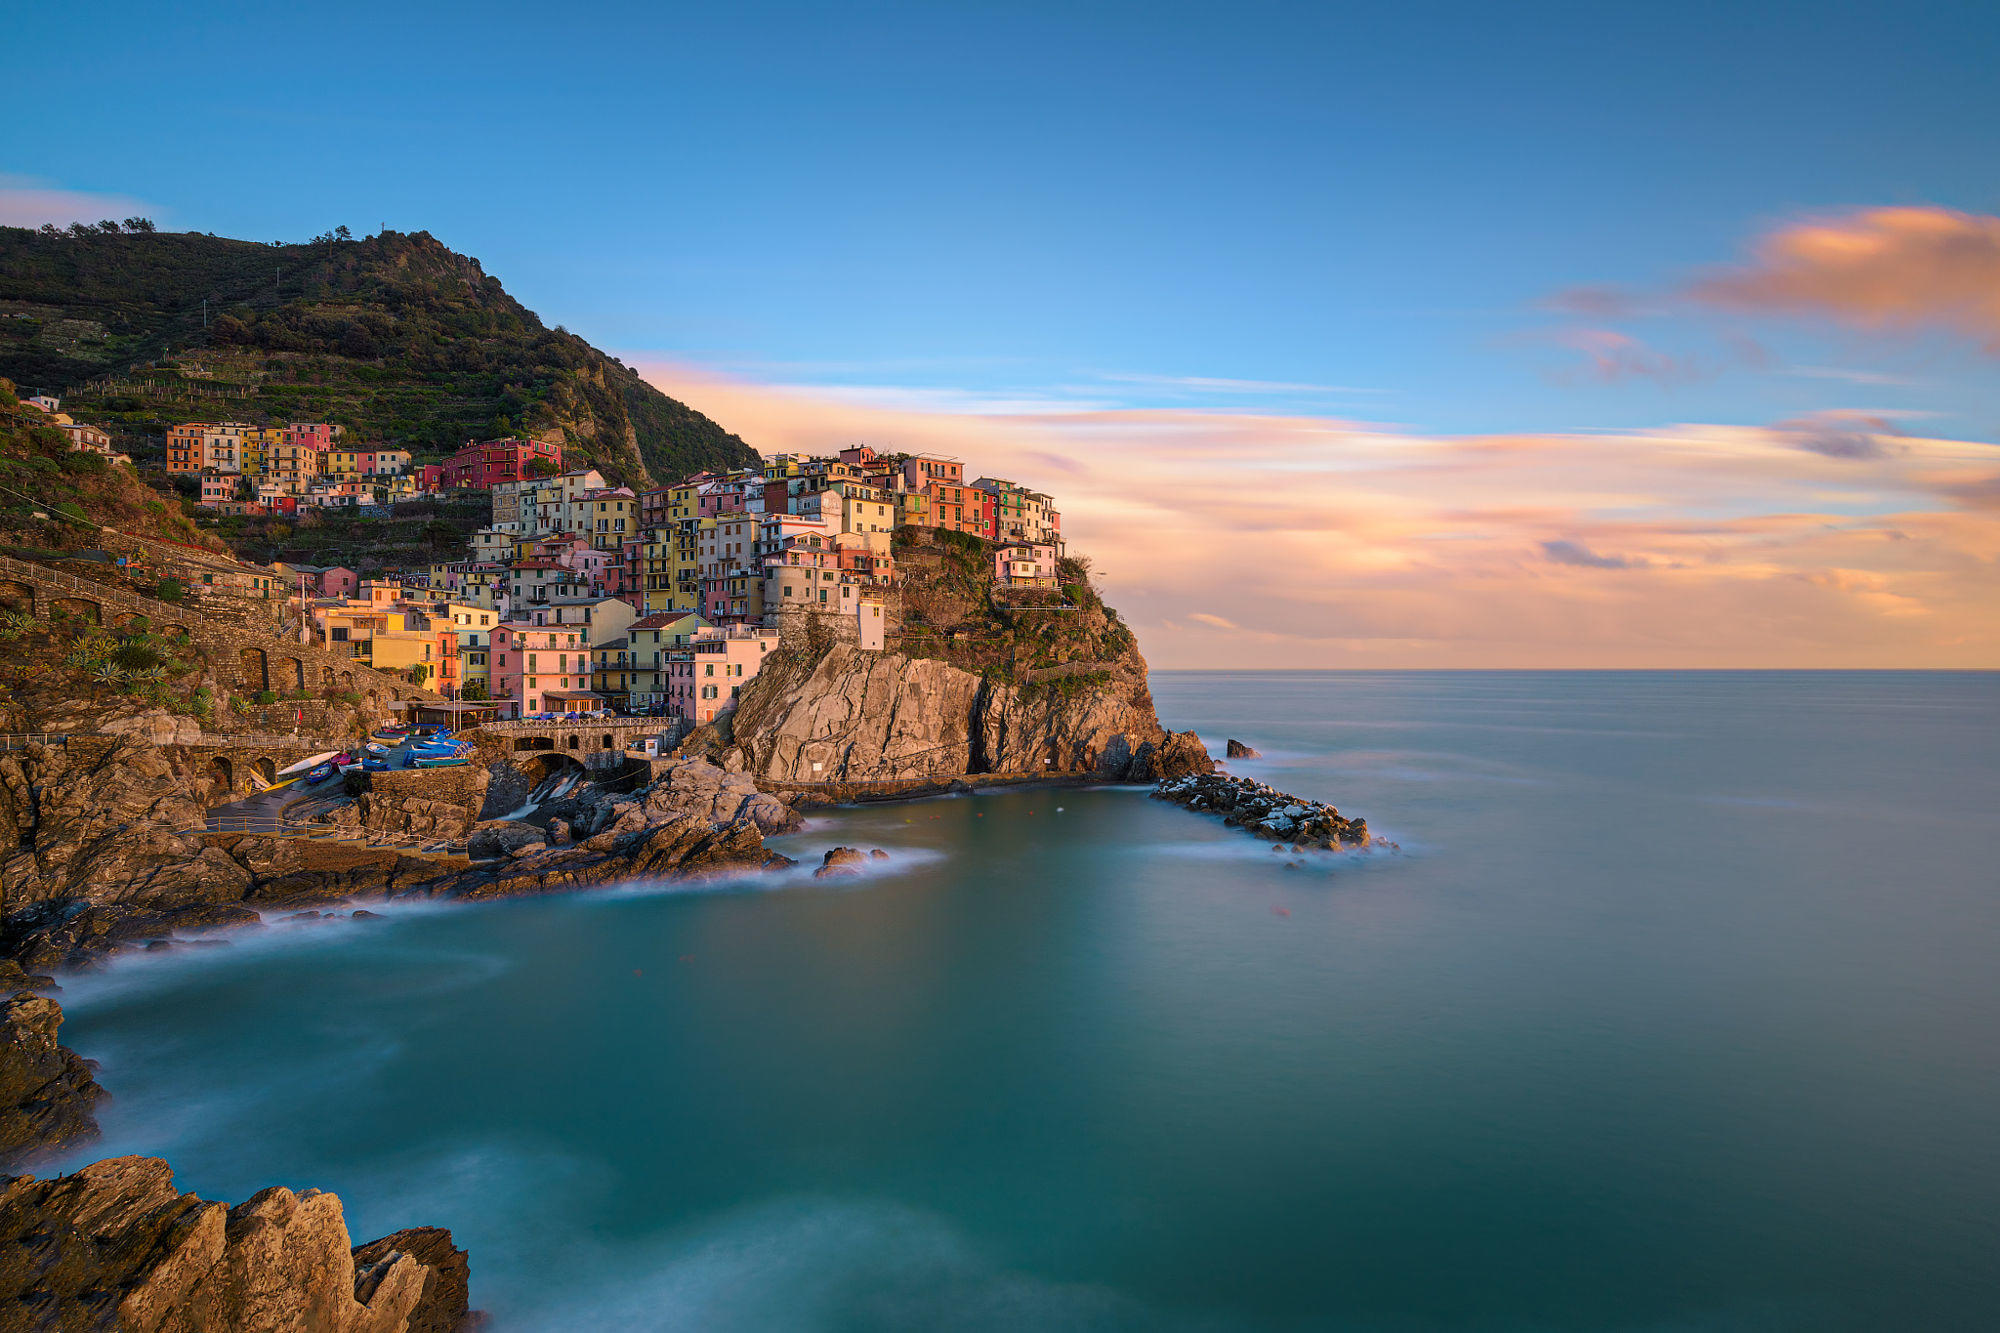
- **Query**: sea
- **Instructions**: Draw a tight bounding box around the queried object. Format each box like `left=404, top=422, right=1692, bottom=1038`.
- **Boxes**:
left=46, top=672, right=2000, bottom=1331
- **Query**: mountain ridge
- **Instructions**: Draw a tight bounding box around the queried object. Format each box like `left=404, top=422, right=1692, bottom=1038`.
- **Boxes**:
left=0, top=226, right=759, bottom=486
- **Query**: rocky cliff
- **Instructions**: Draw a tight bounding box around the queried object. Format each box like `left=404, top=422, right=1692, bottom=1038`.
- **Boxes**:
left=722, top=642, right=1211, bottom=785
left=0, top=962, right=104, bottom=1169
left=0, top=1156, right=470, bottom=1332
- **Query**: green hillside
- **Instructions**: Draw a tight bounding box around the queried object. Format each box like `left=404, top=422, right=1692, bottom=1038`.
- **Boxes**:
left=0, top=225, right=760, bottom=486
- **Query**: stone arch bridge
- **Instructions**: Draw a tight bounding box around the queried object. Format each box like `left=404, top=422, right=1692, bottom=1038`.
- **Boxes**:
left=463, top=718, right=671, bottom=785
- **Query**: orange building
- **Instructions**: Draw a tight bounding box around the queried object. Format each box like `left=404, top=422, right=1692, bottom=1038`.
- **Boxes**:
left=165, top=423, right=213, bottom=474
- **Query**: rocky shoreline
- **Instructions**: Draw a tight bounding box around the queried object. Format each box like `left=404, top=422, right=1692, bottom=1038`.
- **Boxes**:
left=0, top=1156, right=472, bottom=1332
left=0, top=684, right=1214, bottom=1329
left=1150, top=772, right=1370, bottom=850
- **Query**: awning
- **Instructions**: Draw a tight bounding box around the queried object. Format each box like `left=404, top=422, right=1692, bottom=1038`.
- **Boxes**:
left=541, top=689, right=603, bottom=700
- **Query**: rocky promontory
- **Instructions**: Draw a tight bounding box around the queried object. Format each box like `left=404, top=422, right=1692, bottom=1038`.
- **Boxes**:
left=0, top=1155, right=472, bottom=1332
left=1152, top=773, right=1369, bottom=849
left=0, top=743, right=805, bottom=975
left=721, top=642, right=1210, bottom=786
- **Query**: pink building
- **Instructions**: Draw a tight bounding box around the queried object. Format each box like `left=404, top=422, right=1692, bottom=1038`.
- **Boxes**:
left=667, top=625, right=779, bottom=724
left=994, top=542, right=1058, bottom=587
left=490, top=622, right=593, bottom=718
left=901, top=453, right=963, bottom=490
left=284, top=423, right=343, bottom=452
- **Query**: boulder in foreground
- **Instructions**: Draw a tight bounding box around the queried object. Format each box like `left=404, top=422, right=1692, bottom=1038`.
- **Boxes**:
left=0, top=1155, right=473, bottom=1333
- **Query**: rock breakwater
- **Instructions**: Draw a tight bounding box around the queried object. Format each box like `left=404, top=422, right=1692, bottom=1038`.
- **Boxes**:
left=1151, top=773, right=1369, bottom=849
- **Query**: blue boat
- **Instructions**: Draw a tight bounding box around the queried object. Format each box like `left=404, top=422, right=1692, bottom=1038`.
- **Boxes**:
left=362, top=755, right=390, bottom=772
left=411, top=754, right=469, bottom=768
left=305, top=762, right=338, bottom=784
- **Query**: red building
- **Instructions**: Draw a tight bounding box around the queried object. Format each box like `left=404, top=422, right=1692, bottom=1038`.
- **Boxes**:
left=439, top=438, right=562, bottom=489
left=284, top=423, right=343, bottom=452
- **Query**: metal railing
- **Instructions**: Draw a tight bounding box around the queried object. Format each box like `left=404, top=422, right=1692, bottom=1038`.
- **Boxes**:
left=0, top=732, right=73, bottom=750
left=0, top=553, right=196, bottom=624
left=475, top=717, right=663, bottom=732
left=197, top=812, right=457, bottom=853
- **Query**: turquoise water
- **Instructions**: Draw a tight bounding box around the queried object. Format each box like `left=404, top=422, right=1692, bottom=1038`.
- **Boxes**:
left=50, top=672, right=2000, bottom=1330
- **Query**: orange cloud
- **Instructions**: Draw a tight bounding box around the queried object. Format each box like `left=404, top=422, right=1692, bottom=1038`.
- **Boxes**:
left=633, top=360, right=2000, bottom=669
left=1692, top=206, right=2000, bottom=350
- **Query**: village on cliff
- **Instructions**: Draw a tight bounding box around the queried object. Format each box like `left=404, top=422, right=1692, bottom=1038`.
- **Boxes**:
left=24, top=397, right=1066, bottom=728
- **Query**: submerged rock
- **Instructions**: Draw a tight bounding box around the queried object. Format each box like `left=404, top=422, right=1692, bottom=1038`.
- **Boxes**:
left=0, top=1155, right=472, bottom=1332
left=815, top=847, right=867, bottom=878
left=1225, top=739, right=1261, bottom=759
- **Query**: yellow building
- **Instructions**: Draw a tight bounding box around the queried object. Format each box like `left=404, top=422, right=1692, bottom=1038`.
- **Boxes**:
left=325, top=450, right=363, bottom=483
left=590, top=636, right=636, bottom=708
left=828, top=479, right=897, bottom=536
left=587, top=492, right=636, bottom=545
left=622, top=610, right=706, bottom=710
left=636, top=527, right=677, bottom=614
left=683, top=517, right=712, bottom=605
left=894, top=488, right=929, bottom=529
left=267, top=443, right=324, bottom=493
left=239, top=426, right=282, bottom=478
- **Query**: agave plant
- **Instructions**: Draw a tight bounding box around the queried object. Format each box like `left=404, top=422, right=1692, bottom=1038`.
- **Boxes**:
left=89, top=664, right=131, bottom=688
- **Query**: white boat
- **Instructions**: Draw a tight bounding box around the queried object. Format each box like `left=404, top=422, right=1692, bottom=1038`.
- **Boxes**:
left=274, top=751, right=342, bottom=779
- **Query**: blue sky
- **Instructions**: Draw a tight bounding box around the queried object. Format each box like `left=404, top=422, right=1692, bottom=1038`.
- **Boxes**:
left=11, top=1, right=2000, bottom=666
left=8, top=0, right=1997, bottom=439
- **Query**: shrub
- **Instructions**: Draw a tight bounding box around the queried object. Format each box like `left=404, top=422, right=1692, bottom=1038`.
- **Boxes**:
left=153, top=577, right=187, bottom=603
left=254, top=690, right=279, bottom=705
left=110, top=642, right=166, bottom=672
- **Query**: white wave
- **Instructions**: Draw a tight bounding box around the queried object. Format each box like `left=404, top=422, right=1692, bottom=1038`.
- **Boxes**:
left=50, top=909, right=506, bottom=1015
left=484, top=1194, right=1205, bottom=1333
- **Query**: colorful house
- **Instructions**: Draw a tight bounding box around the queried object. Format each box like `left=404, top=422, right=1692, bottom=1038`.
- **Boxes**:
left=490, top=622, right=593, bottom=718
left=440, top=437, right=563, bottom=490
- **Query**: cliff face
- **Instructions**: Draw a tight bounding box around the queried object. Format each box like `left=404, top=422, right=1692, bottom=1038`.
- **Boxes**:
left=724, top=641, right=1212, bottom=784
left=0, top=963, right=105, bottom=1168
left=0, top=1156, right=470, bottom=1333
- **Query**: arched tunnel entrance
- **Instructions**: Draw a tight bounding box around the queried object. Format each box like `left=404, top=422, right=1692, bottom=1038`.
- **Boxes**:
left=254, top=757, right=277, bottom=785
left=209, top=755, right=234, bottom=795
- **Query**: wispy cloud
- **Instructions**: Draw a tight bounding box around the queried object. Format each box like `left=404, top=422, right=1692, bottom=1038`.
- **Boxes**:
left=1540, top=285, right=1650, bottom=320
left=633, top=358, right=2000, bottom=669
left=0, top=174, right=159, bottom=229
left=1541, top=539, right=1649, bottom=569
left=1770, top=412, right=1902, bottom=461
left=1781, top=365, right=1922, bottom=388
left=1092, top=372, right=1387, bottom=397
left=1544, top=328, right=1705, bottom=386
